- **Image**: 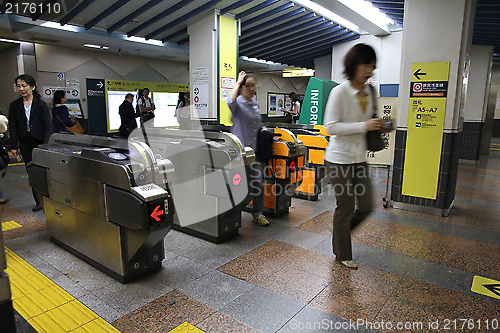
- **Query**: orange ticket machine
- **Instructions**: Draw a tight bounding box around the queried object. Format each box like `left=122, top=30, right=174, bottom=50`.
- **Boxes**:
left=263, top=124, right=329, bottom=201
left=258, top=128, right=306, bottom=217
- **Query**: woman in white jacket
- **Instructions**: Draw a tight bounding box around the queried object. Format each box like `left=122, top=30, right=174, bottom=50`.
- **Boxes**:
left=323, top=43, right=386, bottom=269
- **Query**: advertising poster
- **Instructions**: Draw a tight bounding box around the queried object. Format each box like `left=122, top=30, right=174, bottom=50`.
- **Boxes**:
left=268, top=94, right=277, bottom=116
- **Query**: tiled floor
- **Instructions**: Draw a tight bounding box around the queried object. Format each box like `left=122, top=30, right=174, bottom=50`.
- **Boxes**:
left=1, top=141, right=500, bottom=333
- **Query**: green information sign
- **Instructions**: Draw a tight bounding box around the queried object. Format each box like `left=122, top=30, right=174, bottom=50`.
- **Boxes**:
left=298, top=77, right=338, bottom=125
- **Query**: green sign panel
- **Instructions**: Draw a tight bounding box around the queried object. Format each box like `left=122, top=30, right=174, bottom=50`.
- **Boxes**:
left=298, top=77, right=338, bottom=125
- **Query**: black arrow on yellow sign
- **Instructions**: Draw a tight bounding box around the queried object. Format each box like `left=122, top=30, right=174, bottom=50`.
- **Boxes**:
left=484, top=284, right=500, bottom=297
left=413, top=68, right=427, bottom=80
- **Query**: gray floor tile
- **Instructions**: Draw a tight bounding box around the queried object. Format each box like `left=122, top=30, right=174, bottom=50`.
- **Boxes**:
left=277, top=305, right=375, bottom=333
left=219, top=285, right=304, bottom=333
left=274, top=227, right=329, bottom=250
left=178, top=270, right=254, bottom=311
left=157, top=255, right=214, bottom=289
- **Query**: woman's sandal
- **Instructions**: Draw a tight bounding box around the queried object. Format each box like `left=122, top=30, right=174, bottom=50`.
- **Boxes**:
left=340, top=260, right=358, bottom=269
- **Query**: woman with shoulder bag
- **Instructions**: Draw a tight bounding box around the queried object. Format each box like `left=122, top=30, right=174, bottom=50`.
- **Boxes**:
left=9, top=74, right=53, bottom=211
left=323, top=44, right=391, bottom=269
left=52, top=90, right=76, bottom=133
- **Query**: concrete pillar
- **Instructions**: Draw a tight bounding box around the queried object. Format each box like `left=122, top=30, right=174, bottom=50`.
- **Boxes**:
left=188, top=10, right=239, bottom=125
left=17, top=42, right=36, bottom=78
left=391, top=0, right=476, bottom=216
left=461, top=45, right=494, bottom=160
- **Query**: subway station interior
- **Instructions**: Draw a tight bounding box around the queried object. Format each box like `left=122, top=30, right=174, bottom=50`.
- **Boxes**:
left=1, top=0, right=500, bottom=332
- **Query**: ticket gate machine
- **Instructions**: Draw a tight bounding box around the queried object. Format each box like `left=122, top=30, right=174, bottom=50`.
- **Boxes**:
left=28, top=134, right=175, bottom=283
left=264, top=123, right=329, bottom=201
left=260, top=128, right=306, bottom=216
left=140, top=128, right=255, bottom=243
left=202, top=125, right=306, bottom=217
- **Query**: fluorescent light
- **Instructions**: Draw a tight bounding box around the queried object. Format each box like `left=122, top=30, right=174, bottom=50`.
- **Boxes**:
left=240, top=56, right=283, bottom=65
left=292, top=0, right=360, bottom=32
left=338, top=0, right=395, bottom=28
left=0, top=38, right=21, bottom=44
left=125, top=36, right=164, bottom=46
left=83, top=43, right=102, bottom=49
left=41, top=21, right=80, bottom=32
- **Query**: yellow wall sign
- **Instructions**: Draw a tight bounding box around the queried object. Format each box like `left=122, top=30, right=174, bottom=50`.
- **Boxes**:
left=471, top=275, right=500, bottom=300
left=402, top=61, right=450, bottom=199
left=282, top=68, right=315, bottom=77
left=218, top=16, right=238, bottom=126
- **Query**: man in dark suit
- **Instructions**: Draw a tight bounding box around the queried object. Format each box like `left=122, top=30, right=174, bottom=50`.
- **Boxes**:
left=119, top=93, right=140, bottom=137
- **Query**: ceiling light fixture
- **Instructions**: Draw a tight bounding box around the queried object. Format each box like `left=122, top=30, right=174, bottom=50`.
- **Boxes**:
left=338, top=0, right=395, bottom=28
left=84, top=44, right=110, bottom=50
left=291, top=0, right=360, bottom=32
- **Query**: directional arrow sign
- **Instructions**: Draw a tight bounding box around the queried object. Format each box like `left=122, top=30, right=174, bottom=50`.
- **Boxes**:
left=413, top=68, right=427, bottom=80
left=484, top=284, right=500, bottom=297
left=97, top=81, right=104, bottom=88
left=150, top=205, right=164, bottom=222
left=471, top=275, right=500, bottom=300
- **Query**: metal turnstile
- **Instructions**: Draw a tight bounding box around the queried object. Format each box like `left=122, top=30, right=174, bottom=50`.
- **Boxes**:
left=136, top=128, right=255, bottom=243
left=264, top=123, right=329, bottom=201
left=28, top=134, right=175, bottom=283
left=203, top=125, right=307, bottom=217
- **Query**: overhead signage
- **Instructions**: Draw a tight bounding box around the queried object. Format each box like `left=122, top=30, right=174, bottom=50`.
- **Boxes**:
left=282, top=68, right=315, bottom=77
left=471, top=275, right=500, bottom=300
left=43, top=86, right=80, bottom=99
left=402, top=61, right=450, bottom=199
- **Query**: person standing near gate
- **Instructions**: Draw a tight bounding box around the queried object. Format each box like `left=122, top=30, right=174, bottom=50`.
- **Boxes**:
left=226, top=71, right=269, bottom=226
left=9, top=74, right=53, bottom=212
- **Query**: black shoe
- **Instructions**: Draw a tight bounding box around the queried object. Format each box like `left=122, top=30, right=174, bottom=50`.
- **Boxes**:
left=32, top=204, right=42, bottom=212
left=0, top=198, right=9, bottom=204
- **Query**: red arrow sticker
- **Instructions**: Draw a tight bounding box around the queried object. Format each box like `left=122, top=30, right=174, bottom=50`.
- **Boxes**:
left=151, top=205, right=164, bottom=222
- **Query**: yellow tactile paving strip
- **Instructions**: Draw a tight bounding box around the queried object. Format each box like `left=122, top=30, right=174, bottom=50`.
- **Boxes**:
left=2, top=220, right=23, bottom=231
left=168, top=322, right=205, bottom=333
left=4, top=247, right=121, bottom=333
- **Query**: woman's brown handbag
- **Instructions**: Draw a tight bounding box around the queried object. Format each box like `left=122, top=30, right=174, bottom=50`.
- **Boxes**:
left=57, top=115, right=84, bottom=134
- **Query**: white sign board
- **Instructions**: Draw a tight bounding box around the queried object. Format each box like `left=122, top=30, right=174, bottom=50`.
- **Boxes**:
left=192, top=84, right=209, bottom=118
left=366, top=97, right=397, bottom=166
left=43, top=86, right=80, bottom=99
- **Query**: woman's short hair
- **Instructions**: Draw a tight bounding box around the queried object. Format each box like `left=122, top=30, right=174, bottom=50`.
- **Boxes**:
left=343, top=43, right=377, bottom=80
left=53, top=90, right=66, bottom=105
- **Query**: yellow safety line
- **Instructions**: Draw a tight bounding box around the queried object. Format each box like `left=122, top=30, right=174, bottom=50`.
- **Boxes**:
left=8, top=162, right=25, bottom=167
left=168, top=322, right=205, bottom=333
left=4, top=247, right=121, bottom=333
left=491, top=148, right=500, bottom=151
left=2, top=220, right=23, bottom=231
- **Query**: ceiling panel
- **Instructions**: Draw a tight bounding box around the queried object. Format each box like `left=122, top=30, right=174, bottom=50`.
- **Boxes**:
left=0, top=0, right=497, bottom=70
